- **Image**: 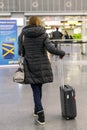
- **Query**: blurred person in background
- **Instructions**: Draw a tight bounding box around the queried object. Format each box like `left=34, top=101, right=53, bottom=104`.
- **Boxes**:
left=52, top=27, right=63, bottom=48
left=64, top=30, right=69, bottom=40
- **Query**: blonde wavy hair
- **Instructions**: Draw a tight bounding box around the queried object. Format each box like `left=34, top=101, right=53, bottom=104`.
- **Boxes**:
left=29, top=16, right=42, bottom=26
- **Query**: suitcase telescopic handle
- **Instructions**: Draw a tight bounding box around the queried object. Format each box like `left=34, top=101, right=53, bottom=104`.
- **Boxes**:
left=59, top=58, right=64, bottom=87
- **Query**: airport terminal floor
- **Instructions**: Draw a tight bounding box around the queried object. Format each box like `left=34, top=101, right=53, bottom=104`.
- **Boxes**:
left=0, top=44, right=87, bottom=130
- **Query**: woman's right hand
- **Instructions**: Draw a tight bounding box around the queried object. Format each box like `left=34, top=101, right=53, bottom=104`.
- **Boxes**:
left=59, top=51, right=65, bottom=59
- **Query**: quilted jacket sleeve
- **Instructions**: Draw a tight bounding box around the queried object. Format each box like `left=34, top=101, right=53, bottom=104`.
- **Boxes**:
left=44, top=35, right=65, bottom=57
left=18, top=32, right=25, bottom=57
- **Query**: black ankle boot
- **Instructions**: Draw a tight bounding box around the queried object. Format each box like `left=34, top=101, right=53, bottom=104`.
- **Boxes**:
left=37, top=111, right=45, bottom=125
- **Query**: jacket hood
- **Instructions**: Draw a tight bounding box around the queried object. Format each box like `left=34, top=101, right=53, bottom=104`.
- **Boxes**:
left=22, top=25, right=46, bottom=38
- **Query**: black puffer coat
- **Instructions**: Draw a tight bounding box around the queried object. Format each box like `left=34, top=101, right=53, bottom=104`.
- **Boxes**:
left=18, top=25, right=65, bottom=84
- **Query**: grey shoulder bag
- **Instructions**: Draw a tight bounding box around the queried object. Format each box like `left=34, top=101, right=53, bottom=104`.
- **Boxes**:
left=13, top=55, right=24, bottom=83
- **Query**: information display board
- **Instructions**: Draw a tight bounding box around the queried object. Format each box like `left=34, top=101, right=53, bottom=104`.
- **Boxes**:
left=0, top=20, right=18, bottom=65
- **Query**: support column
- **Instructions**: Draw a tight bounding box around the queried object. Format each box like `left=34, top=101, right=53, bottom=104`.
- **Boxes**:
left=81, top=16, right=86, bottom=54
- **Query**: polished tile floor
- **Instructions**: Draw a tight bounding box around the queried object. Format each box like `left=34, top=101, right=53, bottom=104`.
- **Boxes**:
left=0, top=45, right=87, bottom=130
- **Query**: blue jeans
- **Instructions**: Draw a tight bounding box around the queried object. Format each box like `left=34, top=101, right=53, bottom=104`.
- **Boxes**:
left=31, top=84, right=43, bottom=112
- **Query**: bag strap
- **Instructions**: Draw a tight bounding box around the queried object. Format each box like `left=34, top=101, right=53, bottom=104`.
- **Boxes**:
left=18, top=55, right=23, bottom=66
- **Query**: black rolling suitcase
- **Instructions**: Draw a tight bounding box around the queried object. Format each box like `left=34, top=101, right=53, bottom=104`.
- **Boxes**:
left=59, top=60, right=77, bottom=120
left=60, top=85, right=77, bottom=119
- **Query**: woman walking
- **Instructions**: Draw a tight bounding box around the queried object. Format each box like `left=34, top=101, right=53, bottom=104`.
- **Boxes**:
left=18, top=16, right=65, bottom=125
